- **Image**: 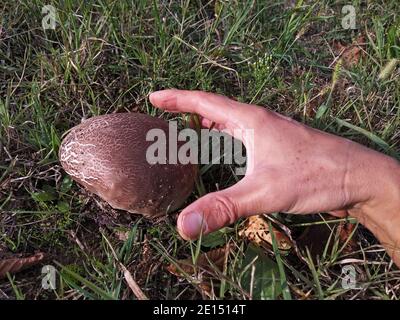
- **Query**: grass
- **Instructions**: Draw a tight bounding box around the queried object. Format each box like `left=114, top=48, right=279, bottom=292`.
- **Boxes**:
left=0, top=0, right=399, bottom=300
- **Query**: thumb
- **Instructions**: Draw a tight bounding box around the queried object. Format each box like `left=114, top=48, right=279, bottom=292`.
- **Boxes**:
left=177, top=180, right=259, bottom=240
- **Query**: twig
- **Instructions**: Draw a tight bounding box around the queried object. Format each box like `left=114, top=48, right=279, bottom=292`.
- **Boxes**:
left=101, top=233, right=148, bottom=300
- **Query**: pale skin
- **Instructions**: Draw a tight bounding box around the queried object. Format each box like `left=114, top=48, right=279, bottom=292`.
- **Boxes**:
left=149, top=89, right=400, bottom=266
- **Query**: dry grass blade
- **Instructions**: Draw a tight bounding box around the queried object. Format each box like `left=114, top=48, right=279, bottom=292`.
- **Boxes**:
left=0, top=252, right=44, bottom=279
left=121, top=265, right=148, bottom=301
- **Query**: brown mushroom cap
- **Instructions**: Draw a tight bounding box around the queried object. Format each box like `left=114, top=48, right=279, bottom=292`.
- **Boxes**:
left=59, top=113, right=197, bottom=217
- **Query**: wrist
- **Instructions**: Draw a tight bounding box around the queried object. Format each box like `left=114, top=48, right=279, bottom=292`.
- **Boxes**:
left=349, top=153, right=400, bottom=264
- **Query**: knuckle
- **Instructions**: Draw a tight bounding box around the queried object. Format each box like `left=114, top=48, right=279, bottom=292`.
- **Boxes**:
left=194, top=90, right=210, bottom=101
left=247, top=106, right=270, bottom=126
left=191, top=91, right=212, bottom=111
left=211, top=193, right=240, bottom=224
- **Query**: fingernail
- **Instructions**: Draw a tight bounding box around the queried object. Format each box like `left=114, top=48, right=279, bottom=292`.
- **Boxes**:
left=181, top=211, right=207, bottom=239
left=149, top=91, right=161, bottom=103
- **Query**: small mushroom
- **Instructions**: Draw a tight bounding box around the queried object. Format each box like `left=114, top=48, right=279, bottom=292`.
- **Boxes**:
left=59, top=113, right=197, bottom=218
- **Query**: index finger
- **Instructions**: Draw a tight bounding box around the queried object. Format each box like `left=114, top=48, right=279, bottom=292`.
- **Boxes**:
left=149, top=89, right=261, bottom=130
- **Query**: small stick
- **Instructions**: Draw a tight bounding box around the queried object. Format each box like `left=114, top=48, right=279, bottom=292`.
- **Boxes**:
left=102, top=234, right=148, bottom=300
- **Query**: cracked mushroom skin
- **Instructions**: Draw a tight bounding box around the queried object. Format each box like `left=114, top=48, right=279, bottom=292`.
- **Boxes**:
left=59, top=113, right=197, bottom=218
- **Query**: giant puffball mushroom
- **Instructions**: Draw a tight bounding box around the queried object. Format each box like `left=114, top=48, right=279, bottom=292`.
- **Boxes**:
left=59, top=113, right=197, bottom=218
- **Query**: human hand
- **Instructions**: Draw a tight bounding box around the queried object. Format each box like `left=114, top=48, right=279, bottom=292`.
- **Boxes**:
left=149, top=89, right=400, bottom=264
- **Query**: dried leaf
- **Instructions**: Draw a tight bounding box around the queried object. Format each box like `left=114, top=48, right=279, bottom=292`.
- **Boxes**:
left=115, top=230, right=130, bottom=241
left=333, top=35, right=365, bottom=68
left=166, top=245, right=231, bottom=297
left=0, top=252, right=44, bottom=279
left=337, top=222, right=358, bottom=254
left=167, top=246, right=228, bottom=276
left=239, top=216, right=292, bottom=251
left=296, top=223, right=332, bottom=259
left=297, top=220, right=358, bottom=260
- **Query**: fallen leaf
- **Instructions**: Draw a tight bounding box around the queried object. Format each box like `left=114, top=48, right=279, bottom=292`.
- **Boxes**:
left=296, top=223, right=332, bottom=259
left=337, top=221, right=358, bottom=254
left=114, top=230, right=130, bottom=241
left=239, top=215, right=292, bottom=252
left=166, top=245, right=231, bottom=298
left=296, top=220, right=358, bottom=260
left=167, top=245, right=228, bottom=276
left=333, top=35, right=365, bottom=68
left=0, top=252, right=45, bottom=279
